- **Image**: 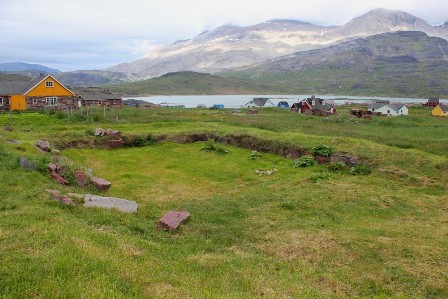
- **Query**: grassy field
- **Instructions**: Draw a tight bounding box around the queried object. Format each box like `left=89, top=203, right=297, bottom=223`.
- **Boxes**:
left=0, top=106, right=447, bottom=298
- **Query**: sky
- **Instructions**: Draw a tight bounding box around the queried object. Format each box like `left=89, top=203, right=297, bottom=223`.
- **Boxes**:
left=0, top=0, right=447, bottom=71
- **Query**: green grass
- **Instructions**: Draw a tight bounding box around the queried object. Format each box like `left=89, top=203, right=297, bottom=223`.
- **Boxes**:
left=0, top=106, right=447, bottom=298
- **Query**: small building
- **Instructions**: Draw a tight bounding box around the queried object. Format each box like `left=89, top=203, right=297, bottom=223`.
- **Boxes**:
left=243, top=97, right=275, bottom=108
left=123, top=99, right=141, bottom=107
left=432, top=104, right=448, bottom=117
left=0, top=73, right=77, bottom=111
left=277, top=101, right=290, bottom=108
left=210, top=104, right=224, bottom=109
left=368, top=103, right=408, bottom=116
left=290, top=103, right=301, bottom=112
left=78, top=94, right=123, bottom=108
left=299, top=95, right=337, bottom=115
left=424, top=97, right=440, bottom=107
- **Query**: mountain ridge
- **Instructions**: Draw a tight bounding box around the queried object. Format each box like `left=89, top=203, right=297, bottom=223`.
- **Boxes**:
left=106, top=8, right=448, bottom=79
left=0, top=62, right=60, bottom=73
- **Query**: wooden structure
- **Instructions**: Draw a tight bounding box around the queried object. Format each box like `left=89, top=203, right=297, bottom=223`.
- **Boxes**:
left=368, top=103, right=408, bottom=116
left=432, top=104, right=448, bottom=117
left=424, top=97, right=440, bottom=107
left=0, top=73, right=76, bottom=111
left=297, top=95, right=337, bottom=116
left=78, top=94, right=122, bottom=108
left=277, top=101, right=290, bottom=108
left=243, top=97, right=275, bottom=108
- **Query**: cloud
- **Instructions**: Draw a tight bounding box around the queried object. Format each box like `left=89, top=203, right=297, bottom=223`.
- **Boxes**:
left=0, top=0, right=447, bottom=71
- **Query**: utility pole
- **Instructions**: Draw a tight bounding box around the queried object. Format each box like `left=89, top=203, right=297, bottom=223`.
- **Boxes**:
left=9, top=99, right=12, bottom=126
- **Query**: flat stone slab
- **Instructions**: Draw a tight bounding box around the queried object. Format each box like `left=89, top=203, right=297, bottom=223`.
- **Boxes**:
left=157, top=211, right=190, bottom=231
left=8, top=140, right=21, bottom=144
left=84, top=194, right=138, bottom=213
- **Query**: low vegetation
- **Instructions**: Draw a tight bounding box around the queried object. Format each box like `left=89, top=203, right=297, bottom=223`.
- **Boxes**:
left=0, top=105, right=447, bottom=298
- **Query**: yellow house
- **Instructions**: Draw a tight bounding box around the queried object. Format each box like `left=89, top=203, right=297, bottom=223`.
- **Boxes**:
left=432, top=104, right=448, bottom=117
left=0, top=73, right=76, bottom=111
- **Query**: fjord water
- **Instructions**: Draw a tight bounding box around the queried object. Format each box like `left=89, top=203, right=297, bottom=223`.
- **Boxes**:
left=126, top=95, right=447, bottom=108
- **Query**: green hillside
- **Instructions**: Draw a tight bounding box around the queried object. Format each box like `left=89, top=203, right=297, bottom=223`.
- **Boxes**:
left=108, top=71, right=284, bottom=95
left=0, top=106, right=447, bottom=297
left=0, top=73, right=29, bottom=82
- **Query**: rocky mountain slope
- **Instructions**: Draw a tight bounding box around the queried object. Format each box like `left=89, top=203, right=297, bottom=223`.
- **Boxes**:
left=53, top=70, right=139, bottom=87
left=223, top=31, right=448, bottom=97
left=107, top=9, right=448, bottom=79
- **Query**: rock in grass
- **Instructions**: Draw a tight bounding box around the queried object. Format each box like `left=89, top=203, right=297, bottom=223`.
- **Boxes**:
left=95, top=128, right=104, bottom=136
left=330, top=153, right=360, bottom=167
left=36, top=140, right=51, bottom=152
left=91, top=177, right=112, bottom=191
left=3, top=126, right=13, bottom=132
left=157, top=211, right=190, bottom=231
left=74, top=171, right=88, bottom=187
left=8, top=140, right=21, bottom=144
left=45, top=189, right=76, bottom=207
left=19, top=156, right=37, bottom=171
left=50, top=171, right=69, bottom=185
left=83, top=194, right=138, bottom=213
left=48, top=163, right=57, bottom=172
left=105, top=129, right=121, bottom=137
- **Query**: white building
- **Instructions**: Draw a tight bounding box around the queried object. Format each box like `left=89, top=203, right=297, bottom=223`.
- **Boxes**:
left=368, top=103, right=408, bottom=116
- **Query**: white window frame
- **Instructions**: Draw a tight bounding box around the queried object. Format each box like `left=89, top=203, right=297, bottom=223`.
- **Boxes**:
left=45, top=81, right=54, bottom=87
left=46, top=97, right=58, bottom=106
left=32, top=99, right=38, bottom=105
left=0, top=97, right=3, bottom=107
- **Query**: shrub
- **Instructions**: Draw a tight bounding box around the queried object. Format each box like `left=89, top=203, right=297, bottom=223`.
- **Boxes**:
left=92, top=113, right=103, bottom=122
left=313, top=144, right=334, bottom=157
left=199, top=139, right=228, bottom=154
left=249, top=151, right=262, bottom=160
left=327, top=161, right=346, bottom=172
left=349, top=164, right=372, bottom=175
left=34, top=155, right=53, bottom=175
left=132, top=136, right=146, bottom=147
left=293, top=155, right=316, bottom=167
left=55, top=111, right=66, bottom=119
left=309, top=172, right=333, bottom=183
left=85, top=128, right=95, bottom=136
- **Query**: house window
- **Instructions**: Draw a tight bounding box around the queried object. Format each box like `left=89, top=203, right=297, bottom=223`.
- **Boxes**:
left=32, top=99, right=38, bottom=105
left=45, top=81, right=54, bottom=87
left=387, top=110, right=390, bottom=114
left=372, top=109, right=375, bottom=111
left=0, top=97, right=3, bottom=107
left=46, top=97, right=58, bottom=106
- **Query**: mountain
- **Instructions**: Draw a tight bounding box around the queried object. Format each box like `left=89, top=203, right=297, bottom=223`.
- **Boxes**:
left=0, top=62, right=60, bottom=73
left=107, top=9, right=448, bottom=79
left=53, top=70, right=138, bottom=87
left=223, top=31, right=448, bottom=97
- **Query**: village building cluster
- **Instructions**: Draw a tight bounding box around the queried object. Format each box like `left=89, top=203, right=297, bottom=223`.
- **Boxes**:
left=0, top=74, right=122, bottom=111
left=0, top=75, right=446, bottom=117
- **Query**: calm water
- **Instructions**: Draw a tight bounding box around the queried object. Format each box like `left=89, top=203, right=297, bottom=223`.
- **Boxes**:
left=124, top=95, right=448, bottom=108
